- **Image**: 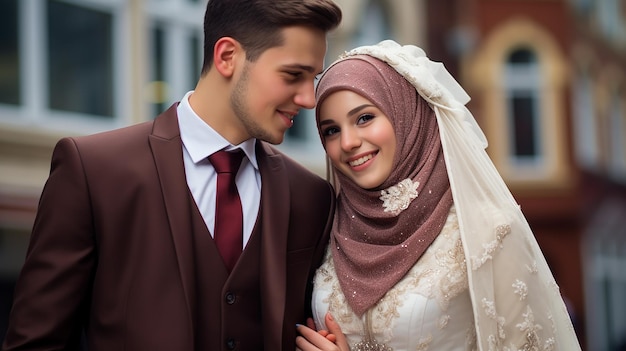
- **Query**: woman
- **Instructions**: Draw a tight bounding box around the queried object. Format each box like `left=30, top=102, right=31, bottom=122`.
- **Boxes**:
left=296, top=40, right=581, bottom=351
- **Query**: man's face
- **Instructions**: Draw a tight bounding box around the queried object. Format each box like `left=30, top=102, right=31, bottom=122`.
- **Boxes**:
left=230, top=26, right=327, bottom=144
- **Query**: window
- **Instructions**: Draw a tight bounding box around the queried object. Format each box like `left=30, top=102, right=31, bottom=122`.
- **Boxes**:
left=0, top=0, right=20, bottom=106
left=48, top=0, right=113, bottom=117
left=149, top=25, right=167, bottom=117
left=504, top=48, right=544, bottom=168
left=597, top=0, right=625, bottom=41
left=510, top=93, right=538, bottom=157
left=583, top=202, right=626, bottom=350
left=608, top=92, right=625, bottom=179
left=353, top=0, right=392, bottom=48
left=572, top=72, right=599, bottom=169
left=0, top=0, right=126, bottom=133
left=469, top=20, right=570, bottom=186
left=145, top=0, right=205, bottom=118
left=571, top=0, right=593, bottom=14
left=188, top=33, right=201, bottom=95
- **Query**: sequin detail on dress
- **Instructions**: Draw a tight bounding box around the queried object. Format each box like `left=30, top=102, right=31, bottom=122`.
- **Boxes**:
left=379, top=178, right=419, bottom=215
left=353, top=312, right=394, bottom=351
left=353, top=339, right=394, bottom=351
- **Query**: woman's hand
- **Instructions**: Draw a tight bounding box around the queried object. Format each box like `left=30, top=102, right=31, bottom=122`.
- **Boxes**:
left=296, top=313, right=349, bottom=351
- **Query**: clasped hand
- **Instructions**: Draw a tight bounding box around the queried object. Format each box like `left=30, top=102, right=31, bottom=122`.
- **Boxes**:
left=296, top=313, right=350, bottom=351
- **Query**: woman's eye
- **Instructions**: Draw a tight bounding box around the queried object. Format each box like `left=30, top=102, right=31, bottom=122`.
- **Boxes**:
left=322, top=126, right=339, bottom=137
left=357, top=113, right=375, bottom=124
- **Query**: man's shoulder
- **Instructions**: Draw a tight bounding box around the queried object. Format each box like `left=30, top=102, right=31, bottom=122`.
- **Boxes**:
left=70, top=103, right=178, bottom=146
left=65, top=120, right=154, bottom=149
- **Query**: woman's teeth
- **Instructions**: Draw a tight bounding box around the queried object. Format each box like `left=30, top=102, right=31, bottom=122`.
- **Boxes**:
left=349, top=154, right=373, bottom=167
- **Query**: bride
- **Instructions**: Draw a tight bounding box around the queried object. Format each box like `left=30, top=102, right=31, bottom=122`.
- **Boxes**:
left=296, top=40, right=582, bottom=351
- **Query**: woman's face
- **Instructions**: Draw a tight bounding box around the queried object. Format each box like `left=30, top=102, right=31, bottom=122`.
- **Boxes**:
left=318, top=90, right=396, bottom=189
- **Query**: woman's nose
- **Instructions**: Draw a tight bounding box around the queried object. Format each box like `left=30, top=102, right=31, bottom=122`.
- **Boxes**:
left=341, top=128, right=361, bottom=151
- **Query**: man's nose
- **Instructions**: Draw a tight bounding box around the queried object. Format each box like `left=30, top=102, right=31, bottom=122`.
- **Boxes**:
left=294, top=81, right=316, bottom=109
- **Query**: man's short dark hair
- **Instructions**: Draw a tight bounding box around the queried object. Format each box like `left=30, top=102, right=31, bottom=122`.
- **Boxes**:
left=201, top=0, right=342, bottom=74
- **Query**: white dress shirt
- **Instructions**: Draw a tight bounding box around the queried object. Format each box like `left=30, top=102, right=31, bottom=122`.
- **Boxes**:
left=177, top=91, right=261, bottom=248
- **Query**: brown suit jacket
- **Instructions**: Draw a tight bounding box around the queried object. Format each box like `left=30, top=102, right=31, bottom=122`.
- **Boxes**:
left=2, top=105, right=335, bottom=350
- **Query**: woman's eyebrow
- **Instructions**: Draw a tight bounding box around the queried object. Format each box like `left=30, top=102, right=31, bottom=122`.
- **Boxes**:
left=347, top=104, right=375, bottom=116
left=318, top=104, right=376, bottom=126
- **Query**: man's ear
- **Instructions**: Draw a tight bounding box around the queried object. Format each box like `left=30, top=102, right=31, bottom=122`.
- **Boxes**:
left=213, top=37, right=242, bottom=78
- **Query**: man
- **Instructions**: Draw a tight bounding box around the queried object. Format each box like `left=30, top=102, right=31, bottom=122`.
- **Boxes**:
left=2, top=0, right=342, bottom=350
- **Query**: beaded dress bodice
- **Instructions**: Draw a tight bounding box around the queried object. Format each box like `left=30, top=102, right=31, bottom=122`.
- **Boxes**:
left=312, top=207, right=477, bottom=351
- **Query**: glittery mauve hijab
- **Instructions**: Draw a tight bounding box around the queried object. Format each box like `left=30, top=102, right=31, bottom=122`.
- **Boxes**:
left=315, top=55, right=453, bottom=317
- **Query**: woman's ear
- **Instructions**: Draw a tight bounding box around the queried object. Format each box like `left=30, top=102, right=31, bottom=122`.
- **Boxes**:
left=213, top=37, right=241, bottom=78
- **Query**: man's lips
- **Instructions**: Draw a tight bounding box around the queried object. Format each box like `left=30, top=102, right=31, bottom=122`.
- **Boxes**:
left=278, top=110, right=296, bottom=126
left=279, top=110, right=297, bottom=119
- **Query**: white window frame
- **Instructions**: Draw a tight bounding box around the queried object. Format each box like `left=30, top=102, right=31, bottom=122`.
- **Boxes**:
left=0, top=0, right=131, bottom=135
left=583, top=202, right=626, bottom=351
left=572, top=72, right=600, bottom=170
left=608, top=92, right=626, bottom=181
left=144, top=0, right=205, bottom=116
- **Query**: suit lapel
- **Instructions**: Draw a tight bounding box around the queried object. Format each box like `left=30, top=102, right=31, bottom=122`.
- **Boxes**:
left=148, top=104, right=197, bottom=333
left=257, top=142, right=289, bottom=350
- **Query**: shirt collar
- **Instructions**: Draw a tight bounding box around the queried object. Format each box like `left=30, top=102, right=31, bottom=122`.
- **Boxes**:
left=177, top=91, right=258, bottom=169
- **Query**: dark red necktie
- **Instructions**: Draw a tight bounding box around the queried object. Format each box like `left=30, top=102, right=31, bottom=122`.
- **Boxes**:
left=209, top=149, right=245, bottom=272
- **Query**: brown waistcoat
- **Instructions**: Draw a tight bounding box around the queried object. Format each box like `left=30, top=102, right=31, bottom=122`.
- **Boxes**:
left=190, top=195, right=264, bottom=351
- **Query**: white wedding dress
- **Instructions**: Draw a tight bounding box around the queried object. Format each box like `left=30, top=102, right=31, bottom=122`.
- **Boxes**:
left=312, top=206, right=478, bottom=351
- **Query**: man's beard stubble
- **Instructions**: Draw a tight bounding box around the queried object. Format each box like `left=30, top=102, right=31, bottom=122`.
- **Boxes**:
left=230, top=62, right=282, bottom=144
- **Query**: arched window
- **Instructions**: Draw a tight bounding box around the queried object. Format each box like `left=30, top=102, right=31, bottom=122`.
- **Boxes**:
left=469, top=19, right=570, bottom=186
left=504, top=47, right=544, bottom=168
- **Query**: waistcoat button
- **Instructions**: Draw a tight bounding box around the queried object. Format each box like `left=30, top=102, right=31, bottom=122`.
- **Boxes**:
left=225, top=292, right=236, bottom=304
left=226, top=338, right=236, bottom=350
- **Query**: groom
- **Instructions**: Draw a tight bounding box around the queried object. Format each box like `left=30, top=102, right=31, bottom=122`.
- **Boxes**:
left=2, top=0, right=342, bottom=350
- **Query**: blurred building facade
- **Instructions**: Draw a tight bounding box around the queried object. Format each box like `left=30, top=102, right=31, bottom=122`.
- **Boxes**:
left=1, top=0, right=625, bottom=349
left=449, top=1, right=626, bottom=349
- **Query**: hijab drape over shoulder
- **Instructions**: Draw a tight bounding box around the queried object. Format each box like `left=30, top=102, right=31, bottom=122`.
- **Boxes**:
left=315, top=40, right=581, bottom=351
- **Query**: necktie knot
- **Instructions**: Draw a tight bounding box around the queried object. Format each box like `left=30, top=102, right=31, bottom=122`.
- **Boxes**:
left=209, top=150, right=244, bottom=174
